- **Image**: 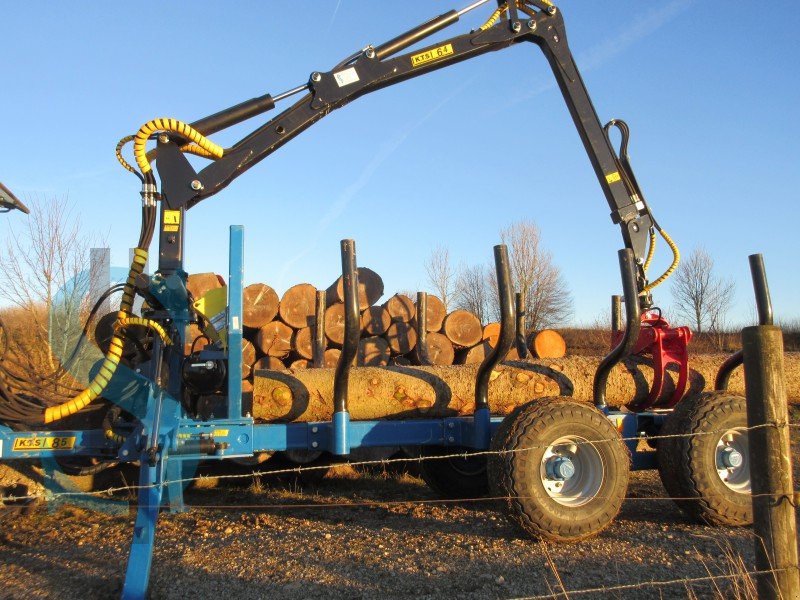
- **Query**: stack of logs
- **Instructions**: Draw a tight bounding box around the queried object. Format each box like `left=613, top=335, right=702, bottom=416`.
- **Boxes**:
left=185, top=270, right=566, bottom=390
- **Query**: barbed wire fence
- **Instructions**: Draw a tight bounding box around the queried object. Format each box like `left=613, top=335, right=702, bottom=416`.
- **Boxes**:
left=1, top=419, right=799, bottom=598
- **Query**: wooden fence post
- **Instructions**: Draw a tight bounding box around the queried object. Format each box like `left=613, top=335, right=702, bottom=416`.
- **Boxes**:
left=742, top=253, right=800, bottom=599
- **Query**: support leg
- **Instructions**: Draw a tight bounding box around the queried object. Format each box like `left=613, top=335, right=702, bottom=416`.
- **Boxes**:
left=121, top=459, right=164, bottom=600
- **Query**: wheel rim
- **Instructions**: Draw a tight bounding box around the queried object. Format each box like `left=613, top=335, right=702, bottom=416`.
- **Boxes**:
left=539, top=435, right=604, bottom=507
left=715, top=428, right=750, bottom=493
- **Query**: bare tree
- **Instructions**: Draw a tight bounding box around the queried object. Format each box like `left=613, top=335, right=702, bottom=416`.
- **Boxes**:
left=498, top=220, right=573, bottom=330
left=424, top=245, right=454, bottom=312
left=454, top=263, right=491, bottom=323
left=0, top=197, right=105, bottom=397
left=670, top=246, right=735, bottom=338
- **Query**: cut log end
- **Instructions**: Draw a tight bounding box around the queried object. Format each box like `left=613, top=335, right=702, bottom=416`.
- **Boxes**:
left=443, top=310, right=483, bottom=348
left=384, top=294, right=415, bottom=323
left=532, top=329, right=567, bottom=359
left=187, top=272, right=225, bottom=301
left=243, top=283, right=280, bottom=329
left=386, top=321, right=418, bottom=355
left=327, top=267, right=384, bottom=310
left=279, top=283, right=317, bottom=329
left=361, top=305, right=391, bottom=336
left=358, top=336, right=391, bottom=366
left=416, top=294, right=446, bottom=332
left=255, top=321, right=294, bottom=358
left=417, top=331, right=455, bottom=366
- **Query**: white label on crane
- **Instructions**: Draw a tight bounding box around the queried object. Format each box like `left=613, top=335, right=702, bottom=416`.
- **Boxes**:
left=334, top=67, right=359, bottom=87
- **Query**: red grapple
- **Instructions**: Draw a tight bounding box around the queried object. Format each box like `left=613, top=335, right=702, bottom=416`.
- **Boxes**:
left=611, top=312, right=692, bottom=412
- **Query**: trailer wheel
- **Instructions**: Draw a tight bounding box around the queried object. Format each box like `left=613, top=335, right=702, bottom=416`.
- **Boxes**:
left=657, top=392, right=752, bottom=526
left=419, top=446, right=489, bottom=499
left=488, top=397, right=629, bottom=541
left=261, top=450, right=331, bottom=485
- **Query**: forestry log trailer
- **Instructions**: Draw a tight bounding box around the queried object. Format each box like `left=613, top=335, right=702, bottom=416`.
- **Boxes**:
left=0, top=3, right=753, bottom=598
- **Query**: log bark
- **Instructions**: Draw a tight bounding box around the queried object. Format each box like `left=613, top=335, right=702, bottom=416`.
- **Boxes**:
left=532, top=329, right=567, bottom=359
left=358, top=336, right=391, bottom=366
left=361, top=305, right=391, bottom=336
left=255, top=321, right=293, bottom=358
left=384, top=294, right=415, bottom=323
left=252, top=353, right=800, bottom=423
left=243, top=283, right=280, bottom=329
left=386, top=321, right=417, bottom=355
left=326, top=267, right=384, bottom=310
left=443, top=310, right=482, bottom=348
left=292, top=327, right=313, bottom=360
left=186, top=273, right=224, bottom=301
left=324, top=303, right=346, bottom=347
left=279, top=283, right=317, bottom=329
left=416, top=331, right=454, bottom=366
left=416, top=294, right=446, bottom=332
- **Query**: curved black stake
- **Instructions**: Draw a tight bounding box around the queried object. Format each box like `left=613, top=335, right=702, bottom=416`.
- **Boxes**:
left=750, top=254, right=773, bottom=326
left=593, top=249, right=641, bottom=410
left=475, top=245, right=516, bottom=412
left=313, top=290, right=326, bottom=368
left=515, top=291, right=528, bottom=359
left=334, top=240, right=359, bottom=414
left=715, top=253, right=771, bottom=390
left=415, top=292, right=433, bottom=366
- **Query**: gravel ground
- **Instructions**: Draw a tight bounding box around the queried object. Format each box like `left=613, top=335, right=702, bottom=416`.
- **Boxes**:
left=0, top=466, right=787, bottom=600
left=1, top=408, right=797, bottom=600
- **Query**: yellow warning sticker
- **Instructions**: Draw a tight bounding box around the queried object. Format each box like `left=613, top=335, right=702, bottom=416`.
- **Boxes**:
left=605, top=171, right=622, bottom=184
left=164, top=210, right=181, bottom=225
left=213, top=429, right=229, bottom=438
left=13, top=436, right=76, bottom=451
left=411, top=43, right=454, bottom=68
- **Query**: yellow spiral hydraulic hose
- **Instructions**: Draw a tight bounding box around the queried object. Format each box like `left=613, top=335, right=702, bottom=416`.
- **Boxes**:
left=114, top=317, right=172, bottom=346
left=115, top=135, right=138, bottom=175
left=44, top=249, right=149, bottom=424
left=179, top=143, right=220, bottom=159
left=480, top=4, right=507, bottom=30
left=641, top=229, right=680, bottom=294
left=134, top=118, right=223, bottom=174
left=105, top=428, right=126, bottom=445
left=643, top=229, right=657, bottom=275
left=479, top=1, right=553, bottom=31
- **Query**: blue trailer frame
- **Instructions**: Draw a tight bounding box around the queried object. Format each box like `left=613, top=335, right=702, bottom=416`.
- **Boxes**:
left=0, top=225, right=668, bottom=599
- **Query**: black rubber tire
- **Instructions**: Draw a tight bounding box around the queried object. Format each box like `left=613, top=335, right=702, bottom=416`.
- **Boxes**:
left=419, top=446, right=489, bottom=499
left=488, top=397, right=630, bottom=542
left=657, top=391, right=752, bottom=526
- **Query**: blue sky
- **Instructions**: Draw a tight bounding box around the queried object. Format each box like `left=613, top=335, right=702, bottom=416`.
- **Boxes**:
left=1, top=1, right=798, bottom=327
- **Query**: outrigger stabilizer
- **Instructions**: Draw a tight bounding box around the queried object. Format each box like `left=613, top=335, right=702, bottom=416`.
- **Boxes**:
left=0, top=3, right=688, bottom=598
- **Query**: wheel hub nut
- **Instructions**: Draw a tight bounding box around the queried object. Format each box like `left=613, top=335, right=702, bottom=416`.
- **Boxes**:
left=547, top=456, right=575, bottom=480
left=720, top=446, right=743, bottom=469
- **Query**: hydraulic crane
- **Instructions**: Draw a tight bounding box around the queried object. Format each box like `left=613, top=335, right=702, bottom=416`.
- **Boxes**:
left=0, top=4, right=755, bottom=599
